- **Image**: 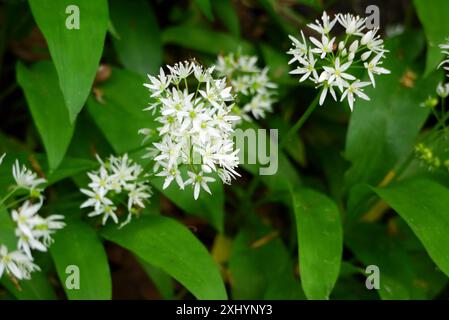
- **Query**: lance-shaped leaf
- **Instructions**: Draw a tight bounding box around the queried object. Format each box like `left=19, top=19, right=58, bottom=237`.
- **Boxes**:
left=101, top=215, right=227, bottom=300
left=17, top=61, right=74, bottom=170
left=28, top=0, right=109, bottom=122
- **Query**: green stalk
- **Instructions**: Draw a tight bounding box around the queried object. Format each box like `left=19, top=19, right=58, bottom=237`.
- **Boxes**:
left=280, top=92, right=321, bottom=148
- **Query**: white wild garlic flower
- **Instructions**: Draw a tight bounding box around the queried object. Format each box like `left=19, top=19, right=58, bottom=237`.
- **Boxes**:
left=287, top=11, right=390, bottom=111
left=12, top=199, right=65, bottom=259
left=12, top=160, right=46, bottom=197
left=215, top=53, right=277, bottom=121
left=81, top=154, right=152, bottom=227
left=141, top=61, right=241, bottom=200
left=0, top=245, right=40, bottom=281
left=0, top=156, right=64, bottom=282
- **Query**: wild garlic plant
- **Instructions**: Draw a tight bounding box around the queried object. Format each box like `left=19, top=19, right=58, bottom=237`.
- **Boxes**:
left=287, top=11, right=390, bottom=111
left=0, top=154, right=64, bottom=282
left=215, top=52, right=277, bottom=121
left=411, top=39, right=449, bottom=173
left=141, top=61, right=241, bottom=200
left=80, top=154, right=152, bottom=228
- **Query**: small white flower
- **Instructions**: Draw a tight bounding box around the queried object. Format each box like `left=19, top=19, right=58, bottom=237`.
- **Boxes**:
left=341, top=81, right=371, bottom=111
left=337, top=13, right=366, bottom=35
left=436, top=82, right=449, bottom=98
left=0, top=245, right=40, bottom=280
left=323, top=58, right=355, bottom=90
left=144, top=67, right=171, bottom=97
left=185, top=171, right=215, bottom=200
left=12, top=200, right=64, bottom=258
left=287, top=32, right=308, bottom=64
left=307, top=11, right=337, bottom=35
left=364, top=53, right=390, bottom=87
left=310, top=35, right=335, bottom=59
left=12, top=160, right=46, bottom=193
left=290, top=51, right=319, bottom=82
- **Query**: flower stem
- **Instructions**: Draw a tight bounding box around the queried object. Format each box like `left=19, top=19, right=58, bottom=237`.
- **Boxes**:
left=280, top=92, right=321, bottom=148
left=0, top=186, right=19, bottom=205
left=395, top=110, right=449, bottom=180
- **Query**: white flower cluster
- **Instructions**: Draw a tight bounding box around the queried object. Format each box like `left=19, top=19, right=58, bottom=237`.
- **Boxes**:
left=287, top=11, right=390, bottom=111
left=0, top=155, right=64, bottom=281
left=437, top=39, right=449, bottom=98
left=215, top=53, right=277, bottom=121
left=81, top=154, right=152, bottom=227
left=141, top=61, right=240, bottom=200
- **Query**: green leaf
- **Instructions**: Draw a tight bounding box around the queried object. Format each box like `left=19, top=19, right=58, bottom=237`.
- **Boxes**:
left=109, top=0, right=162, bottom=75
left=212, top=0, right=240, bottom=37
left=414, top=0, right=449, bottom=75
left=373, top=178, right=449, bottom=277
left=344, top=30, right=441, bottom=190
left=50, top=219, right=112, bottom=299
left=139, top=260, right=174, bottom=300
left=162, top=24, right=253, bottom=55
left=17, top=61, right=74, bottom=170
left=151, top=174, right=225, bottom=232
left=229, top=228, right=303, bottom=299
left=238, top=121, right=301, bottom=200
left=101, top=215, right=227, bottom=300
left=291, top=187, right=343, bottom=299
left=28, top=0, right=109, bottom=122
left=2, top=271, right=57, bottom=300
left=346, top=222, right=447, bottom=299
left=193, top=0, right=213, bottom=20
left=87, top=68, right=156, bottom=154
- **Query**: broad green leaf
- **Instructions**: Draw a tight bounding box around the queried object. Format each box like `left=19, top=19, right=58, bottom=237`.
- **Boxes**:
left=344, top=31, right=441, bottom=195
left=28, top=0, right=109, bottom=122
left=2, top=271, right=57, bottom=300
left=87, top=68, right=225, bottom=231
left=87, top=68, right=155, bottom=154
left=414, top=0, right=449, bottom=75
left=162, top=24, right=252, bottom=55
left=374, top=178, right=449, bottom=277
left=139, top=259, right=174, bottom=300
left=50, top=219, right=112, bottom=299
left=151, top=174, right=225, bottom=232
left=193, top=0, right=213, bottom=20
left=212, top=0, right=240, bottom=37
left=101, top=215, right=227, bottom=300
left=17, top=61, right=74, bottom=170
left=109, top=0, right=162, bottom=75
left=346, top=222, right=447, bottom=299
left=291, top=188, right=342, bottom=299
left=229, top=228, right=303, bottom=300
left=238, top=121, right=301, bottom=200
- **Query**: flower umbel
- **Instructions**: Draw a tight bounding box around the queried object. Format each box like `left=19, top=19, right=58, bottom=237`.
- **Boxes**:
left=287, top=11, right=390, bottom=111
left=142, top=61, right=241, bottom=200
left=215, top=52, right=277, bottom=121
left=81, top=154, right=152, bottom=227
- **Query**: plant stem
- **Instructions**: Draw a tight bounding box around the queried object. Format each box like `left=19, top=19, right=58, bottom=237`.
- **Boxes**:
left=280, top=92, right=321, bottom=148
left=395, top=110, right=449, bottom=180
left=0, top=186, right=19, bottom=205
